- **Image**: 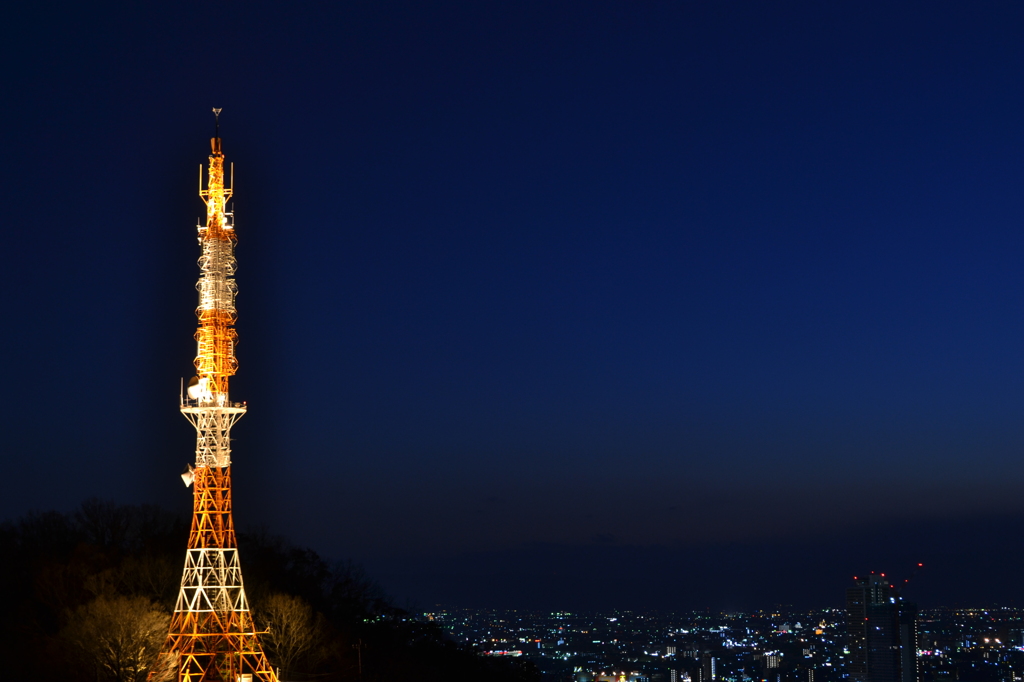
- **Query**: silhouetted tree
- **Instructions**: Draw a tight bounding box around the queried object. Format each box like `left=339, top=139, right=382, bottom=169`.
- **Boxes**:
left=61, top=594, right=170, bottom=682
left=254, top=592, right=329, bottom=677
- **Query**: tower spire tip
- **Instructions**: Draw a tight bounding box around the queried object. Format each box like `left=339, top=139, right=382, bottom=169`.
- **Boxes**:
left=211, top=108, right=223, bottom=154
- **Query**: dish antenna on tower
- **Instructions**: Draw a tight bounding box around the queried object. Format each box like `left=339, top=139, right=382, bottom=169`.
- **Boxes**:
left=180, top=464, right=195, bottom=487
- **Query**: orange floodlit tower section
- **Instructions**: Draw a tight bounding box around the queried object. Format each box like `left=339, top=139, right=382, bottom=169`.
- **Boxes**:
left=154, top=110, right=277, bottom=682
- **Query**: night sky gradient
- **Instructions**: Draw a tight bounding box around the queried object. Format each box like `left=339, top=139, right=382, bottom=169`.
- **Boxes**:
left=5, top=0, right=1024, bottom=611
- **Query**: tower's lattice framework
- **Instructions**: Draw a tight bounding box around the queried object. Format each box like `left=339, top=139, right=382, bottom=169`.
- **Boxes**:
left=155, top=114, right=277, bottom=682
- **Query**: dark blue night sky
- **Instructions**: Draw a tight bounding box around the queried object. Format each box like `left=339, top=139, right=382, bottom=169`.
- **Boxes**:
left=5, top=0, right=1024, bottom=610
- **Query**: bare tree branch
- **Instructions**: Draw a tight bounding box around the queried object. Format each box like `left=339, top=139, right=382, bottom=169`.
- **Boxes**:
left=62, top=595, right=170, bottom=682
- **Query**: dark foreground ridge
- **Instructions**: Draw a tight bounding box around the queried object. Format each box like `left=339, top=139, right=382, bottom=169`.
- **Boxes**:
left=0, top=499, right=540, bottom=682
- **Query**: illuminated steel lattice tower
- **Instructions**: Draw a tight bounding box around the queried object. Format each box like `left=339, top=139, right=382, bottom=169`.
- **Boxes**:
left=154, top=111, right=276, bottom=682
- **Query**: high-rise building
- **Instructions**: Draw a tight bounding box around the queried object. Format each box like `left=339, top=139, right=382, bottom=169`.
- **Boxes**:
left=700, top=654, right=716, bottom=682
left=846, top=574, right=918, bottom=682
left=898, top=601, right=920, bottom=682
left=847, top=574, right=898, bottom=682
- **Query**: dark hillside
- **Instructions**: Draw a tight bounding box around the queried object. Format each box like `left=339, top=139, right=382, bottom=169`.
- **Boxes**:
left=0, top=500, right=538, bottom=682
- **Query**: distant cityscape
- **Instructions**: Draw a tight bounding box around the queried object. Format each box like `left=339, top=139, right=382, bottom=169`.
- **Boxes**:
left=423, top=576, right=1024, bottom=682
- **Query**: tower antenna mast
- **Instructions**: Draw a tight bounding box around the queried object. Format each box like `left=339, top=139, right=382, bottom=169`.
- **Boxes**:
left=154, top=110, right=277, bottom=682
